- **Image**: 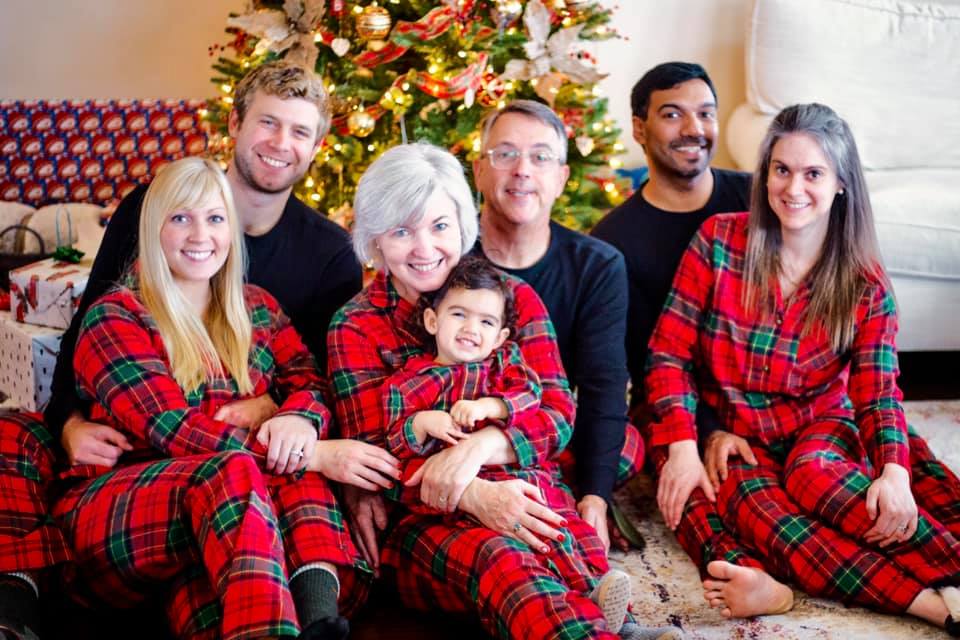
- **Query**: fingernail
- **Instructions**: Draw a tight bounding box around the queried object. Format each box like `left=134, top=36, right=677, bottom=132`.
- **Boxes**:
left=556, top=533, right=565, bottom=542
left=541, top=546, right=549, bottom=553
left=560, top=519, right=568, bottom=526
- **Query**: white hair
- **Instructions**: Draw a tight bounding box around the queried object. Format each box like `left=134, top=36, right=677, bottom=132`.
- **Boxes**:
left=352, top=142, right=479, bottom=266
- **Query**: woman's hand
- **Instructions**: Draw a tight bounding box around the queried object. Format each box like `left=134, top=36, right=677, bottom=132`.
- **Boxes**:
left=703, top=430, right=758, bottom=491
left=405, top=432, right=493, bottom=512
left=257, top=414, right=318, bottom=474
left=340, top=485, right=389, bottom=575
left=61, top=411, right=133, bottom=467
left=309, top=439, right=401, bottom=490
left=459, top=478, right=566, bottom=553
left=213, top=394, right=279, bottom=430
left=657, top=439, right=716, bottom=531
left=865, top=463, right=918, bottom=547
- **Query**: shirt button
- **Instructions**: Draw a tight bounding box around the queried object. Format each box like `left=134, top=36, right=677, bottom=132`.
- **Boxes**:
left=776, top=314, right=783, bottom=325
left=763, top=365, right=770, bottom=372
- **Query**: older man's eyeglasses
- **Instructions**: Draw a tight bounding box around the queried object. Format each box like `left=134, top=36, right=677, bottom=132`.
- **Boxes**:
left=484, top=145, right=561, bottom=170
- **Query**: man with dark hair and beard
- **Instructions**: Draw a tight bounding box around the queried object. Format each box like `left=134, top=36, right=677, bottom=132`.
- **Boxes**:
left=592, top=61, right=749, bottom=415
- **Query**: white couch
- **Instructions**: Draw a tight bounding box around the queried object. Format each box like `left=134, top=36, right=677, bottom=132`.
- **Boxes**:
left=726, top=0, right=960, bottom=352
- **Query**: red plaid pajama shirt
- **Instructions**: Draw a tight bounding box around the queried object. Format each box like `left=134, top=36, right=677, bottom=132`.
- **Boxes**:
left=51, top=285, right=366, bottom=639
left=646, top=213, right=960, bottom=612
left=329, top=272, right=621, bottom=639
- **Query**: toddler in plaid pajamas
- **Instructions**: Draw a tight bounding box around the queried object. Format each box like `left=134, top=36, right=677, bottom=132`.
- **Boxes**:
left=49, top=158, right=371, bottom=640
left=647, top=103, right=960, bottom=634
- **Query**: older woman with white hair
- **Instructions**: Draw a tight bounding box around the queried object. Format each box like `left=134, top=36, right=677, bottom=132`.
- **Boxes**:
left=328, top=142, right=684, bottom=640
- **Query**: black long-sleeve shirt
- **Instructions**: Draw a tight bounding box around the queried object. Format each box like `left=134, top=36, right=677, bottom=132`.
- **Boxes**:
left=592, top=168, right=750, bottom=440
left=44, top=184, right=362, bottom=437
left=481, top=221, right=629, bottom=503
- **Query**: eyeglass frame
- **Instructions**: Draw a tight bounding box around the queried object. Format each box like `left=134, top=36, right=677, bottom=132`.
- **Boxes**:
left=482, top=143, right=564, bottom=170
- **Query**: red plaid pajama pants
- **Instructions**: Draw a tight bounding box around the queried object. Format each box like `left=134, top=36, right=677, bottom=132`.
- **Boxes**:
left=0, top=411, right=72, bottom=574
left=52, top=451, right=367, bottom=640
left=381, top=483, right=620, bottom=639
left=782, top=420, right=960, bottom=595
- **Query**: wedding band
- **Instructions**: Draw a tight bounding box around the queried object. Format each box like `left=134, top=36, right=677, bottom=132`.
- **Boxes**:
left=293, top=450, right=304, bottom=458
left=439, top=496, right=447, bottom=503
left=898, top=524, right=908, bottom=533
left=513, top=522, right=523, bottom=533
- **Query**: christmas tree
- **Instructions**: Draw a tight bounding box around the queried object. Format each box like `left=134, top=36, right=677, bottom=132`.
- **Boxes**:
left=206, top=0, right=629, bottom=231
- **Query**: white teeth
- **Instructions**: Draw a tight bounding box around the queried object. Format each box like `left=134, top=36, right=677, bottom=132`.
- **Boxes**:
left=259, top=154, right=290, bottom=168
left=409, top=260, right=441, bottom=273
left=785, top=201, right=808, bottom=209
left=183, top=250, right=213, bottom=261
left=675, top=146, right=702, bottom=153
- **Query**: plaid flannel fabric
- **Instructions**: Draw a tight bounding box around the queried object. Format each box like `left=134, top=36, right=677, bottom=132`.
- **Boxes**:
left=328, top=271, right=574, bottom=468
left=52, top=285, right=364, bottom=638
left=646, top=213, right=908, bottom=472
left=0, top=411, right=72, bottom=573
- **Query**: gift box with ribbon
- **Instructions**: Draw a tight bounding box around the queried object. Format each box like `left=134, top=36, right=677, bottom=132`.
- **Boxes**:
left=0, top=310, right=62, bottom=411
left=9, top=256, right=91, bottom=329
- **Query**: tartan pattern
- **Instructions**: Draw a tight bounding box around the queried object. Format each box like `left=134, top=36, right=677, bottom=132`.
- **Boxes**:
left=52, top=285, right=365, bottom=637
left=383, top=344, right=542, bottom=458
left=53, top=452, right=302, bottom=639
left=783, top=418, right=960, bottom=588
left=64, top=285, right=331, bottom=480
left=381, top=483, right=619, bottom=639
left=646, top=213, right=909, bottom=472
left=328, top=271, right=574, bottom=467
left=0, top=411, right=73, bottom=573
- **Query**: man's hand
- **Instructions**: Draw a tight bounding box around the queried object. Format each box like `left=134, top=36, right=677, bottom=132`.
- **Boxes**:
left=865, top=463, right=918, bottom=547
left=577, top=494, right=610, bottom=553
left=341, top=485, right=388, bottom=574
left=657, top=440, right=716, bottom=530
left=213, top=394, right=279, bottom=430
left=310, top=440, right=401, bottom=491
left=257, top=414, right=318, bottom=474
left=703, top=430, right=758, bottom=490
left=61, top=412, right=132, bottom=467
left=405, top=433, right=493, bottom=511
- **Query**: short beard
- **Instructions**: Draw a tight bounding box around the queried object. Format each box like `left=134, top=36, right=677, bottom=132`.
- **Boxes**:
left=234, top=151, right=300, bottom=195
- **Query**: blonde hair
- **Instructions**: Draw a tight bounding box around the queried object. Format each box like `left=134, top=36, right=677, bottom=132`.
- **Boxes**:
left=744, top=103, right=885, bottom=352
left=233, top=60, right=330, bottom=141
left=138, top=157, right=253, bottom=394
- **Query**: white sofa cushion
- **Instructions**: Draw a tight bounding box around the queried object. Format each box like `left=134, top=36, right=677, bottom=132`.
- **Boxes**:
left=746, top=0, right=960, bottom=170
left=868, top=169, right=960, bottom=280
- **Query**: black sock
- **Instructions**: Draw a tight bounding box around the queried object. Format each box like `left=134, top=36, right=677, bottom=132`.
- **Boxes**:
left=290, top=567, right=339, bottom=628
left=0, top=574, right=39, bottom=631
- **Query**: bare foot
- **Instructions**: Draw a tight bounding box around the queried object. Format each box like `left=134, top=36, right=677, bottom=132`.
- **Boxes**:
left=702, top=560, right=794, bottom=618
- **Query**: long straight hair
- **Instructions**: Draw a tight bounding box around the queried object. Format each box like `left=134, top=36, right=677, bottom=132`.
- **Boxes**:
left=743, top=103, right=885, bottom=352
left=138, top=157, right=253, bottom=394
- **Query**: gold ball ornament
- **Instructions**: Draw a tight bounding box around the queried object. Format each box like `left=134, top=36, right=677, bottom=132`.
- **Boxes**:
left=562, top=0, right=593, bottom=13
left=492, top=0, right=523, bottom=25
left=356, top=5, right=392, bottom=41
left=347, top=109, right=376, bottom=137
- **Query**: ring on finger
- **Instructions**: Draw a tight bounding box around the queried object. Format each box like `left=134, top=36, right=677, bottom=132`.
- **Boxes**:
left=438, top=496, right=447, bottom=504
left=512, top=522, right=523, bottom=533
left=898, top=524, right=908, bottom=533
left=293, top=449, right=305, bottom=458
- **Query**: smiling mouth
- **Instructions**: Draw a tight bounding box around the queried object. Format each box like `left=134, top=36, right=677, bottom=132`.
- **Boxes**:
left=783, top=201, right=809, bottom=210
left=456, top=336, right=480, bottom=348
left=409, top=259, right=442, bottom=273
left=183, top=250, right=214, bottom=261
left=506, top=188, right=535, bottom=197
left=258, top=153, right=291, bottom=168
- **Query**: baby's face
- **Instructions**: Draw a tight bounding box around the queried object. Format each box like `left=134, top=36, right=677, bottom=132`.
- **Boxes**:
left=425, top=287, right=510, bottom=365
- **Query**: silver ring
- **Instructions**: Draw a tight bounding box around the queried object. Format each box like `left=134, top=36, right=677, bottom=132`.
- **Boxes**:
left=513, top=522, right=523, bottom=533
left=898, top=524, right=908, bottom=533
left=293, top=450, right=304, bottom=458
left=438, top=496, right=447, bottom=503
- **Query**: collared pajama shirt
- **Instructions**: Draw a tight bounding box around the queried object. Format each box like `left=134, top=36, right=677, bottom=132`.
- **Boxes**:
left=328, top=270, right=574, bottom=469
left=382, top=343, right=545, bottom=510
left=646, top=212, right=907, bottom=471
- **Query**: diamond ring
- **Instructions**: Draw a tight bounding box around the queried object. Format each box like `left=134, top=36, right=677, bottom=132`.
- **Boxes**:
left=293, top=450, right=304, bottom=458
left=438, top=496, right=447, bottom=503
left=513, top=522, right=523, bottom=533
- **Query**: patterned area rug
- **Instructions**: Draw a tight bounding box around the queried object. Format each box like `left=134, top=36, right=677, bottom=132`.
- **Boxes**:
left=615, top=400, right=960, bottom=639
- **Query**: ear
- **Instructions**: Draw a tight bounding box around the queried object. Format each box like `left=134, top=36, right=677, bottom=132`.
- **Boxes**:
left=423, top=307, right=439, bottom=336
left=228, top=108, right=241, bottom=138
left=632, top=115, right=647, bottom=146
left=494, top=327, right=510, bottom=350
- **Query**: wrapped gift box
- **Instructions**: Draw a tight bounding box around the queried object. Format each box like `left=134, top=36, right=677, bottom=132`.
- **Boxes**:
left=9, top=257, right=91, bottom=329
left=0, top=311, right=62, bottom=411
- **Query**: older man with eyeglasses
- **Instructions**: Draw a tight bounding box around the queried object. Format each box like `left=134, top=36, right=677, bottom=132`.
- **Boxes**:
left=472, top=100, right=643, bottom=554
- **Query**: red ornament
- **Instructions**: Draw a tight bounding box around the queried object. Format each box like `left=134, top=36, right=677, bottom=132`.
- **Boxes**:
left=137, top=133, right=160, bottom=155
left=22, top=181, right=43, bottom=203
left=114, top=134, right=136, bottom=155
left=172, top=110, right=195, bottom=131
left=46, top=181, right=67, bottom=200
left=55, top=110, right=77, bottom=132
left=127, top=157, right=148, bottom=178
left=0, top=181, right=21, bottom=201
left=184, top=134, right=207, bottom=155
left=43, top=134, right=65, bottom=156
left=126, top=110, right=147, bottom=132
left=149, top=108, right=172, bottom=132
left=10, top=159, right=30, bottom=179
left=57, top=158, right=79, bottom=180
left=67, top=178, right=91, bottom=201
left=8, top=111, right=29, bottom=132
left=92, top=180, right=114, bottom=202
left=78, top=109, right=101, bottom=132
left=0, top=136, right=16, bottom=155
left=161, top=134, right=183, bottom=155
left=103, top=156, right=125, bottom=179
left=31, top=109, right=53, bottom=132
left=67, top=134, right=89, bottom=155
left=80, top=158, right=102, bottom=179
left=91, top=134, right=113, bottom=155
left=34, top=158, right=55, bottom=179
left=103, top=110, right=124, bottom=132
left=21, top=135, right=42, bottom=156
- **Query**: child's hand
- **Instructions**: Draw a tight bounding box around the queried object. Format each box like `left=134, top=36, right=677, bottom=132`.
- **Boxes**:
left=450, top=399, right=493, bottom=428
left=419, top=410, right=469, bottom=445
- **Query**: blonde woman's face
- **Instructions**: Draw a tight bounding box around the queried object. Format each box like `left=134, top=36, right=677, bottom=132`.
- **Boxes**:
left=159, top=193, right=232, bottom=287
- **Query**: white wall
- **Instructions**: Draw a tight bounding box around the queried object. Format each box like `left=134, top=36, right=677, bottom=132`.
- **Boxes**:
left=0, top=0, right=244, bottom=100
left=0, top=0, right=750, bottom=168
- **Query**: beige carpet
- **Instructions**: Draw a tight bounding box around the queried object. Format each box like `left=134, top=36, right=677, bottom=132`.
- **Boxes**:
left=615, top=400, right=960, bottom=640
